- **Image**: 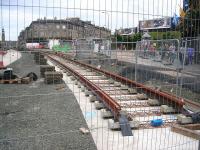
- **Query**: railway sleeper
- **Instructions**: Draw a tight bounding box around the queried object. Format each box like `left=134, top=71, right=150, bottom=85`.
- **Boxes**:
left=94, top=101, right=105, bottom=110
left=74, top=80, right=79, bottom=85
left=101, top=109, right=114, bottom=119
left=81, top=86, right=86, bottom=92
left=77, top=83, right=82, bottom=88
left=160, top=105, right=176, bottom=114
left=90, top=95, right=97, bottom=102
left=70, top=76, right=76, bottom=81
left=120, top=85, right=129, bottom=90
left=114, top=81, right=121, bottom=87
left=108, top=119, right=140, bottom=131
left=128, top=88, right=137, bottom=94
left=66, top=72, right=71, bottom=76
left=147, top=99, right=161, bottom=106
left=85, top=89, right=92, bottom=97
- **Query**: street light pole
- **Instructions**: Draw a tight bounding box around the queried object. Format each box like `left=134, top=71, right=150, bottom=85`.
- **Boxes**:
left=101, top=12, right=110, bottom=30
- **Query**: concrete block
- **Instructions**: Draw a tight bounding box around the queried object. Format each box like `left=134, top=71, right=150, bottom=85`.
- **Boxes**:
left=108, top=119, right=140, bottom=130
left=90, top=96, right=97, bottom=102
left=78, top=83, right=82, bottom=88
left=85, top=90, right=92, bottom=97
left=160, top=105, right=176, bottom=114
left=94, top=102, right=105, bottom=110
left=177, top=114, right=193, bottom=124
left=66, top=72, right=71, bottom=76
left=108, top=119, right=120, bottom=130
left=101, top=109, right=114, bottom=118
left=108, top=79, right=114, bottom=84
left=129, top=119, right=140, bottom=129
left=70, top=76, right=76, bottom=81
left=128, top=88, right=137, bottom=94
left=137, top=94, right=148, bottom=100
left=74, top=80, right=78, bottom=85
left=114, top=82, right=121, bottom=87
left=86, top=69, right=91, bottom=72
left=81, top=86, right=85, bottom=92
left=120, top=85, right=129, bottom=90
left=147, top=99, right=160, bottom=106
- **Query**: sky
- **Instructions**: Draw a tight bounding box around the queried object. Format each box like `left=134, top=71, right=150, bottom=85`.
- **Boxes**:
left=0, top=0, right=183, bottom=41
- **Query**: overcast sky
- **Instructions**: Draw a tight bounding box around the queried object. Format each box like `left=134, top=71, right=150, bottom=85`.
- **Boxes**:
left=0, top=0, right=183, bottom=40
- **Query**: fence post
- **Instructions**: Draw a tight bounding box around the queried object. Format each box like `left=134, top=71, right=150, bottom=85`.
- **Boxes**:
left=198, top=140, right=200, bottom=150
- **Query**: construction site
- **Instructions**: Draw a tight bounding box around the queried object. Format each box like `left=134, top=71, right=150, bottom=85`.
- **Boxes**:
left=0, top=0, right=200, bottom=150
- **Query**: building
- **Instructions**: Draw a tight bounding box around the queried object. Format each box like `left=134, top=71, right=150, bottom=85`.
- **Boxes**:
left=18, top=17, right=111, bottom=49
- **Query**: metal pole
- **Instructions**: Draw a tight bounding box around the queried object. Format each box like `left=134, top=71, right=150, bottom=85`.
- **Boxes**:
left=198, top=140, right=200, bottom=150
left=176, top=39, right=180, bottom=98
left=135, top=50, right=137, bottom=82
left=108, top=13, right=109, bottom=30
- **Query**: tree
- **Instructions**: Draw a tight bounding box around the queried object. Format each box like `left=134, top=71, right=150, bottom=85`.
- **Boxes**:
left=113, top=33, right=142, bottom=50
left=178, top=0, right=200, bottom=37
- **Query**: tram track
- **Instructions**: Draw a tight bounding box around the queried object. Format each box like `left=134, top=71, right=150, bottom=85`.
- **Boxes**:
left=42, top=51, right=200, bottom=134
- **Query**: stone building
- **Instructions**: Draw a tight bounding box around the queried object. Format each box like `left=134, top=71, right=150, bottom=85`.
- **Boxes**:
left=18, top=17, right=111, bottom=48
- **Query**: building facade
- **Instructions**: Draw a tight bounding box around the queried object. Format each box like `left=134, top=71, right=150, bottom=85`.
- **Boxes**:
left=18, top=18, right=111, bottom=48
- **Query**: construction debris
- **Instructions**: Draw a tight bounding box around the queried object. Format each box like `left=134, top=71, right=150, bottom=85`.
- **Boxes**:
left=0, top=68, right=16, bottom=80
left=79, top=127, right=90, bottom=134
left=55, top=84, right=66, bottom=90
left=21, top=77, right=32, bottom=84
left=26, top=72, right=38, bottom=81
left=0, top=78, right=21, bottom=84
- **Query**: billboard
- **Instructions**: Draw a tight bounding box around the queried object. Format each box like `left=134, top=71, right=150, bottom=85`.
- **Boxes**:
left=139, top=17, right=171, bottom=30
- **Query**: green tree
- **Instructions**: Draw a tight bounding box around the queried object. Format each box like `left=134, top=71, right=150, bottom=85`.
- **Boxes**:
left=178, top=0, right=200, bottom=37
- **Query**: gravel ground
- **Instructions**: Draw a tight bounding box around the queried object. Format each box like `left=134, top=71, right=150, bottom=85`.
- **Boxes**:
left=0, top=52, right=96, bottom=150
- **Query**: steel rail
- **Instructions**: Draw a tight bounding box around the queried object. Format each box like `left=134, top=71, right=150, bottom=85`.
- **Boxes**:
left=43, top=51, right=200, bottom=115
left=46, top=54, right=121, bottom=119
left=55, top=52, right=186, bottom=110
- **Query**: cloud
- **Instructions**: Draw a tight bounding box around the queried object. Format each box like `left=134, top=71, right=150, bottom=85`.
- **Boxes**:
left=1, top=0, right=182, bottom=40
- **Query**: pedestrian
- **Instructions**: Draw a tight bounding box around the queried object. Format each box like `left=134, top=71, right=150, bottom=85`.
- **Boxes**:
left=187, top=47, right=194, bottom=65
left=169, top=44, right=176, bottom=63
left=161, top=43, right=168, bottom=60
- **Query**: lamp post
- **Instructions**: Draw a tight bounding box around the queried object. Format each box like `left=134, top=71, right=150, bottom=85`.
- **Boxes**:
left=101, top=12, right=111, bottom=53
left=101, top=12, right=109, bottom=30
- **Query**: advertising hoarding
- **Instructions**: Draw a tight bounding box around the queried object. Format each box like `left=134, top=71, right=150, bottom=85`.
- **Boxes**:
left=139, top=17, right=171, bottom=30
